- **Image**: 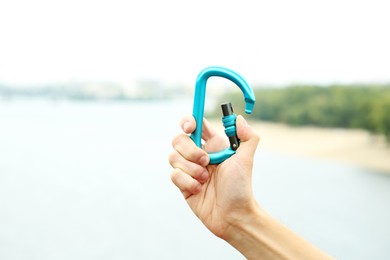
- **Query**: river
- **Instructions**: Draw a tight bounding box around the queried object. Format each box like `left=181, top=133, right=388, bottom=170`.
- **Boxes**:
left=0, top=99, right=389, bottom=259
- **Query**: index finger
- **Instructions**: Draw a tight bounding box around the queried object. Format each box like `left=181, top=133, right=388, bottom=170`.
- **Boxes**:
left=180, top=115, right=220, bottom=142
left=180, top=115, right=196, bottom=134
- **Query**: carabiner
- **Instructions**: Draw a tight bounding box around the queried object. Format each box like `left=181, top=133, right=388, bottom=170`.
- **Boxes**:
left=190, top=66, right=256, bottom=164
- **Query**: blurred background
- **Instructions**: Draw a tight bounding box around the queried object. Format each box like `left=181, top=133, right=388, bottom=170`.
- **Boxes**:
left=0, top=0, right=389, bottom=259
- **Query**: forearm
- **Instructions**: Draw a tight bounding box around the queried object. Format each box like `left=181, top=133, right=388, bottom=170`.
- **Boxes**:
left=223, top=204, right=333, bottom=260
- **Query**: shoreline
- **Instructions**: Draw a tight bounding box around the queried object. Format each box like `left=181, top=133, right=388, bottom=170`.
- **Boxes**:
left=210, top=119, right=390, bottom=174
left=249, top=120, right=390, bottom=174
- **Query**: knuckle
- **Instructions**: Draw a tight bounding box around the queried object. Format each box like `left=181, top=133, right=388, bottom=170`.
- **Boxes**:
left=168, top=151, right=178, bottom=165
left=171, top=134, right=184, bottom=148
left=170, top=168, right=181, bottom=183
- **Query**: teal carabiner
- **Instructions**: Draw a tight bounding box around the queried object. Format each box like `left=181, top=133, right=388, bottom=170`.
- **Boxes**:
left=190, top=66, right=256, bottom=164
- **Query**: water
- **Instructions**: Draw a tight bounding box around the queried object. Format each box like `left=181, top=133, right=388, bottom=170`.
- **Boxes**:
left=0, top=99, right=389, bottom=259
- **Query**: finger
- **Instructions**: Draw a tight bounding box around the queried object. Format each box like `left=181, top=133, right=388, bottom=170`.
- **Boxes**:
left=180, top=115, right=196, bottom=134
left=236, top=115, right=260, bottom=160
left=168, top=151, right=209, bottom=183
left=180, top=115, right=222, bottom=142
left=172, top=134, right=210, bottom=166
left=170, top=168, right=202, bottom=198
left=201, top=118, right=220, bottom=141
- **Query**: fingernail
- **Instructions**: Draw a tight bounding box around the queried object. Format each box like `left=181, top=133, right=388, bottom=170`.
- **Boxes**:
left=239, top=115, right=248, bottom=127
left=183, top=121, right=190, bottom=132
left=199, top=155, right=209, bottom=166
left=200, top=170, right=209, bottom=183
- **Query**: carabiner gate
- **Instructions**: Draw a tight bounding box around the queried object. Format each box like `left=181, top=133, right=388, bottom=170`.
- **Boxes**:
left=190, top=66, right=256, bottom=164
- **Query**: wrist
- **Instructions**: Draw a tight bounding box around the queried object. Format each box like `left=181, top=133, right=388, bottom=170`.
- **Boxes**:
left=222, top=202, right=273, bottom=259
left=222, top=201, right=332, bottom=260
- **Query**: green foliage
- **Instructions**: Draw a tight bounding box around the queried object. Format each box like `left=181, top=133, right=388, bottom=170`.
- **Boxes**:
left=218, top=85, right=390, bottom=141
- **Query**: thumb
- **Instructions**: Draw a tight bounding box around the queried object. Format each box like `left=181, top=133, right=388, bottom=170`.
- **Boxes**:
left=235, top=115, right=260, bottom=160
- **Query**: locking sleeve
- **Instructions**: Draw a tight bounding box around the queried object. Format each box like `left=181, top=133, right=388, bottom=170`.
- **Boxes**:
left=221, top=103, right=240, bottom=150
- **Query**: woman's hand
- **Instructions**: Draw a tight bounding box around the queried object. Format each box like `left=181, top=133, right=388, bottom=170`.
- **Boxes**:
left=168, top=115, right=332, bottom=259
left=168, top=115, right=260, bottom=239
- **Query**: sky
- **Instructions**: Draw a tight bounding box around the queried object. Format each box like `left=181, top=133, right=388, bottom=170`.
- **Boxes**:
left=0, top=0, right=389, bottom=87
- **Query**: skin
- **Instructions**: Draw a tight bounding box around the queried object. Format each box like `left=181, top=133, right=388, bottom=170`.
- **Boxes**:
left=168, top=115, right=333, bottom=259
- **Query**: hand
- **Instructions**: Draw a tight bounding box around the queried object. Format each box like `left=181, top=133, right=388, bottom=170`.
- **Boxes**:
left=169, top=115, right=332, bottom=259
left=168, top=115, right=260, bottom=239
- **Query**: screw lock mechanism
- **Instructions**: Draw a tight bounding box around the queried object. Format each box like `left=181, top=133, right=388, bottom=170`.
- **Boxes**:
left=221, top=103, right=240, bottom=150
